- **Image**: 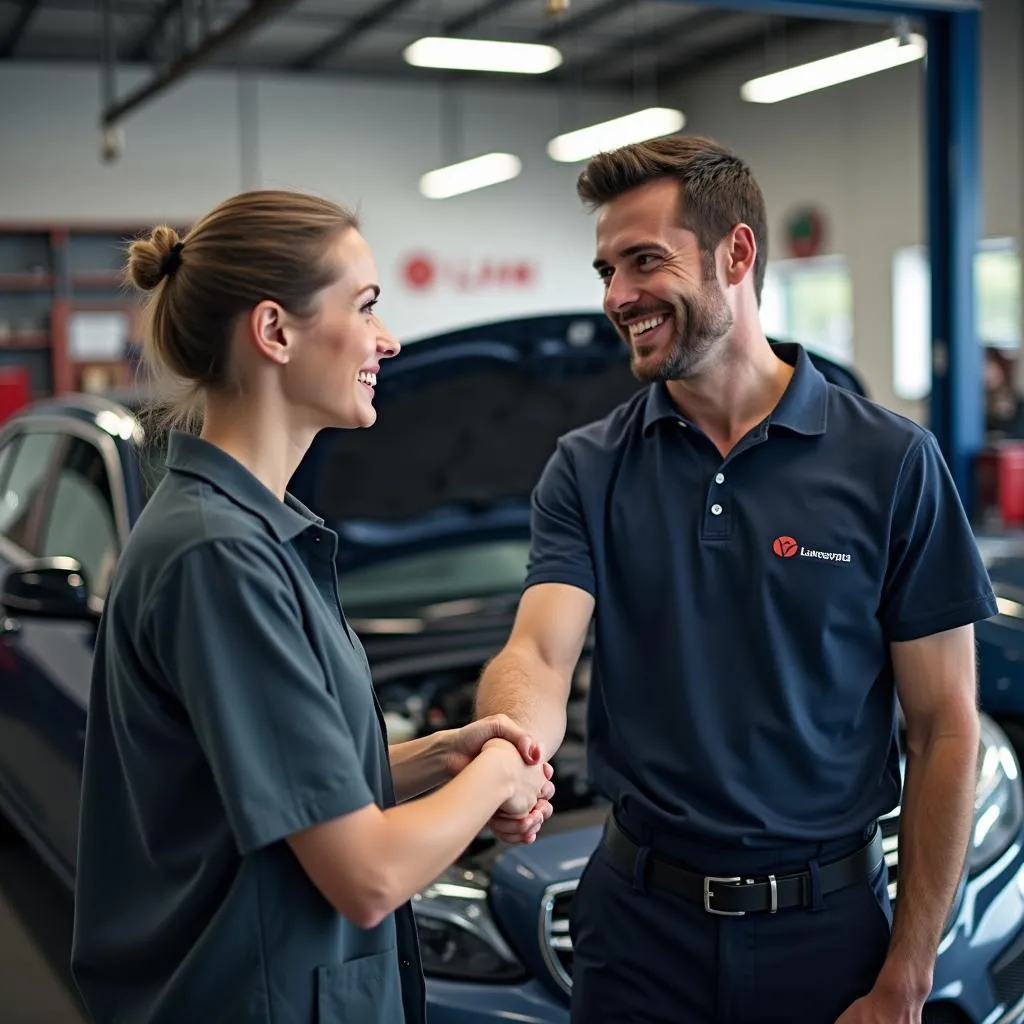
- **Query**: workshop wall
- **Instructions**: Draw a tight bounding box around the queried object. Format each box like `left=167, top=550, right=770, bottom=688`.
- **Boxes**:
left=0, top=62, right=625, bottom=342
left=0, top=0, right=1019, bottom=417
left=666, top=0, right=1023, bottom=418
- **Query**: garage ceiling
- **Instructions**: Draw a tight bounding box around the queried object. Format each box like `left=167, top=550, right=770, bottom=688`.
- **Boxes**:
left=0, top=0, right=855, bottom=91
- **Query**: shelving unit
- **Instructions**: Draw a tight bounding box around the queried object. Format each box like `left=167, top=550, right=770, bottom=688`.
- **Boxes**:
left=0, top=222, right=166, bottom=402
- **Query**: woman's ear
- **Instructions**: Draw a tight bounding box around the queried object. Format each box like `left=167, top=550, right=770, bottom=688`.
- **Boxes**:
left=247, top=301, right=292, bottom=365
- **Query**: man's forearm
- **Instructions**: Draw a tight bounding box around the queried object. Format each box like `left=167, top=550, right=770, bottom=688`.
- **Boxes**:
left=879, top=726, right=979, bottom=1000
left=476, top=648, right=568, bottom=762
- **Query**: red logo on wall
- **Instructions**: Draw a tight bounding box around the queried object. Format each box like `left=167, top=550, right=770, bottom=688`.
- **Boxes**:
left=772, top=536, right=800, bottom=558
left=403, top=255, right=436, bottom=291
left=399, top=252, right=536, bottom=293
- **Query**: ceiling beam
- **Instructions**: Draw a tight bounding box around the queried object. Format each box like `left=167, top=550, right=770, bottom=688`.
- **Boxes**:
left=535, top=0, right=627, bottom=42
left=654, top=15, right=832, bottom=88
left=0, top=0, right=43, bottom=59
left=104, top=0, right=299, bottom=127
left=555, top=7, right=731, bottom=84
left=441, top=0, right=522, bottom=37
left=290, top=0, right=418, bottom=72
left=126, top=0, right=183, bottom=61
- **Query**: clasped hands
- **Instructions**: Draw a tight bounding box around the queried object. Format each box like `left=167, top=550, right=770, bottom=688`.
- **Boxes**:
left=445, top=714, right=555, bottom=845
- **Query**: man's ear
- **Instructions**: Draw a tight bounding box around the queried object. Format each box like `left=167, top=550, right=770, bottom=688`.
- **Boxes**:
left=246, top=301, right=292, bottom=365
left=723, top=224, right=757, bottom=289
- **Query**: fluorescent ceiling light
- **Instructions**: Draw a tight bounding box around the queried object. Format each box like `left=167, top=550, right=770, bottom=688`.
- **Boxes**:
left=404, top=37, right=562, bottom=74
left=419, top=152, right=522, bottom=199
left=741, top=33, right=927, bottom=104
left=547, top=107, right=686, bottom=164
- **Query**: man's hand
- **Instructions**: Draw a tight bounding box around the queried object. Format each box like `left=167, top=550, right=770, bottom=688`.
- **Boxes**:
left=488, top=802, right=554, bottom=845
left=835, top=987, right=923, bottom=1023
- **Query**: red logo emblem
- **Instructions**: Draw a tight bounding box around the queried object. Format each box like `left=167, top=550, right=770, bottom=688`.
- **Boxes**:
left=772, top=536, right=799, bottom=558
left=402, top=254, right=436, bottom=291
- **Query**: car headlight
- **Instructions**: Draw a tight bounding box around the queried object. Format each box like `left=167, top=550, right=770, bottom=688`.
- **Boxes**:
left=969, top=716, right=1024, bottom=875
left=412, top=867, right=526, bottom=983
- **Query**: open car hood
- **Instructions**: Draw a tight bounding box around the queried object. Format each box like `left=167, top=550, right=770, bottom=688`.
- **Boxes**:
left=285, top=313, right=867, bottom=569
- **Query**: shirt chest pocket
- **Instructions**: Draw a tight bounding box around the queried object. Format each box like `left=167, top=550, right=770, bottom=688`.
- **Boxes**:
left=315, top=950, right=404, bottom=1024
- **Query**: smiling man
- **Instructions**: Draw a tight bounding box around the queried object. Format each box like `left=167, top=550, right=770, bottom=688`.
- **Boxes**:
left=475, top=136, right=998, bottom=1023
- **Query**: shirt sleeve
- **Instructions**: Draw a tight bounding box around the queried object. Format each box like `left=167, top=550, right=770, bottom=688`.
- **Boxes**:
left=880, top=433, right=998, bottom=642
left=144, top=537, right=376, bottom=854
left=523, top=440, right=596, bottom=596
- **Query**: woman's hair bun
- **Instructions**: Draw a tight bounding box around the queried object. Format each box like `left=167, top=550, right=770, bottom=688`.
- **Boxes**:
left=127, top=225, right=182, bottom=292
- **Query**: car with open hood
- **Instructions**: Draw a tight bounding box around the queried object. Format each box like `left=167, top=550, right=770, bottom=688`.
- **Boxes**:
left=0, top=313, right=1022, bottom=1024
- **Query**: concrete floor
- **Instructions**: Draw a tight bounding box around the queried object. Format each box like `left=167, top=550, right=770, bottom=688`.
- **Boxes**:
left=0, top=823, right=86, bottom=1024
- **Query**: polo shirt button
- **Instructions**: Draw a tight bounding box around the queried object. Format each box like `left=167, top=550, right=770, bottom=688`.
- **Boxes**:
left=711, top=503, right=723, bottom=516
left=715, top=473, right=725, bottom=484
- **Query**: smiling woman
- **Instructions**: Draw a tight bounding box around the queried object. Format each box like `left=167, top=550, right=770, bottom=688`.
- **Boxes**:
left=71, top=190, right=555, bottom=1024
left=125, top=191, right=390, bottom=436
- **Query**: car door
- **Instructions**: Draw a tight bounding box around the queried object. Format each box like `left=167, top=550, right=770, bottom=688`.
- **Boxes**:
left=0, top=427, right=67, bottom=872
left=0, top=425, right=123, bottom=883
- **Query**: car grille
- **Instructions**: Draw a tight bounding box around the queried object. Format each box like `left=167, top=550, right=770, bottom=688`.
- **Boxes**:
left=879, top=813, right=899, bottom=903
left=539, top=880, right=577, bottom=996
left=992, top=925, right=1024, bottom=1007
left=921, top=1004, right=972, bottom=1024
left=540, top=818, right=902, bottom=997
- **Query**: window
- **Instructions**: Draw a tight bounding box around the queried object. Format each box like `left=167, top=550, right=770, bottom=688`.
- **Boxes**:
left=892, top=240, right=1021, bottom=401
left=760, top=256, right=853, bottom=365
left=0, top=432, right=61, bottom=550
left=39, top=437, right=119, bottom=600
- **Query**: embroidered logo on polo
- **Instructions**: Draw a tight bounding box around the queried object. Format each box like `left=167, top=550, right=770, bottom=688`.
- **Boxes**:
left=772, top=536, right=799, bottom=558
left=771, top=535, right=851, bottom=563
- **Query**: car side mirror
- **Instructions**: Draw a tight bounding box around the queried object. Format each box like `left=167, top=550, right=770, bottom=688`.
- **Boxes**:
left=1, top=557, right=96, bottom=621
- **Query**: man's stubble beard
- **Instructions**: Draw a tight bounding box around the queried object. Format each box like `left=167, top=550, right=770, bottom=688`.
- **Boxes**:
left=630, top=278, right=734, bottom=384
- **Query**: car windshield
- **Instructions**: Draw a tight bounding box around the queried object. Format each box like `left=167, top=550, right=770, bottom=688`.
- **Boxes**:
left=337, top=540, right=531, bottom=607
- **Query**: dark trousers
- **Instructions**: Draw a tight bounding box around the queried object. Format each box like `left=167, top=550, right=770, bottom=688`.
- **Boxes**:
left=569, top=819, right=892, bottom=1024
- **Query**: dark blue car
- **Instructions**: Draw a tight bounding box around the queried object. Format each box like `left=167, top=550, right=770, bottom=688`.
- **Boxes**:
left=0, top=313, right=1023, bottom=1024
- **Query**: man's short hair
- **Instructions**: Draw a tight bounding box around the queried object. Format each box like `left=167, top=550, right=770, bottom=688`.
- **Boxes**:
left=576, top=135, right=768, bottom=303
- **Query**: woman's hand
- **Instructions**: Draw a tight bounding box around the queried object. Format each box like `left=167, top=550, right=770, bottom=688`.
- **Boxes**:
left=445, top=714, right=541, bottom=777
left=480, top=738, right=556, bottom=817
left=445, top=715, right=556, bottom=843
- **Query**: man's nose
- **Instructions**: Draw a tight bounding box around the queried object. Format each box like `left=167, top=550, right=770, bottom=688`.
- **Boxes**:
left=604, top=273, right=641, bottom=315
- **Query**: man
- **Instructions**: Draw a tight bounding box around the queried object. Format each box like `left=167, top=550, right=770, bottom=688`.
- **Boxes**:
left=476, top=136, right=996, bottom=1023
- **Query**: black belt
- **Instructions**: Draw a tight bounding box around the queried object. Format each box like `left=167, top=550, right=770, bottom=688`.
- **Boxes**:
left=602, top=815, right=884, bottom=916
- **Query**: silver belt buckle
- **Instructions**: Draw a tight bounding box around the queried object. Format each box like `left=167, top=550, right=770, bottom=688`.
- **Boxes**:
left=703, top=873, right=779, bottom=915
left=703, top=875, right=745, bottom=916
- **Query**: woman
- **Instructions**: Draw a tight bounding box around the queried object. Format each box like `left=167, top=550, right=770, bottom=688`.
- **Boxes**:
left=70, top=190, right=554, bottom=1024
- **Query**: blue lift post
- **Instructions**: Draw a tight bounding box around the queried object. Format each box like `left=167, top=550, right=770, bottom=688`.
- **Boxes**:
left=674, top=0, right=983, bottom=513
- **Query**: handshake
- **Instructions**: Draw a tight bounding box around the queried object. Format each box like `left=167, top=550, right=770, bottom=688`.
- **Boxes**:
left=444, top=714, right=556, bottom=845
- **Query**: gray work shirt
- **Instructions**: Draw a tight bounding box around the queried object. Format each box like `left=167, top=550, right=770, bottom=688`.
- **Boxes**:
left=72, top=431, right=425, bottom=1024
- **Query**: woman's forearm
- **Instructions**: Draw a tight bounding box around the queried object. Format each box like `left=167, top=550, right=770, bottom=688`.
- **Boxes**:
left=388, top=731, right=453, bottom=802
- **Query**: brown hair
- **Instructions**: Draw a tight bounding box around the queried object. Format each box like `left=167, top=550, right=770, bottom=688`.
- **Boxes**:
left=576, top=136, right=768, bottom=303
left=126, top=189, right=359, bottom=429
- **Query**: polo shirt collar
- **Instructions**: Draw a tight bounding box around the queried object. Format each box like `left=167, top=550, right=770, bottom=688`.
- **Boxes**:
left=641, top=342, right=828, bottom=437
left=164, top=431, right=322, bottom=542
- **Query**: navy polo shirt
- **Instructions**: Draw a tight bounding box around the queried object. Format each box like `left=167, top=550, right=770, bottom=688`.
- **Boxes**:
left=72, top=432, right=424, bottom=1024
left=525, top=343, right=997, bottom=848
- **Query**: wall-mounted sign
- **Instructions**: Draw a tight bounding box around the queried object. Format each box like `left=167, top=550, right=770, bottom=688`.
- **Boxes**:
left=399, top=251, right=537, bottom=293
left=68, top=310, right=129, bottom=360
left=784, top=206, right=826, bottom=259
